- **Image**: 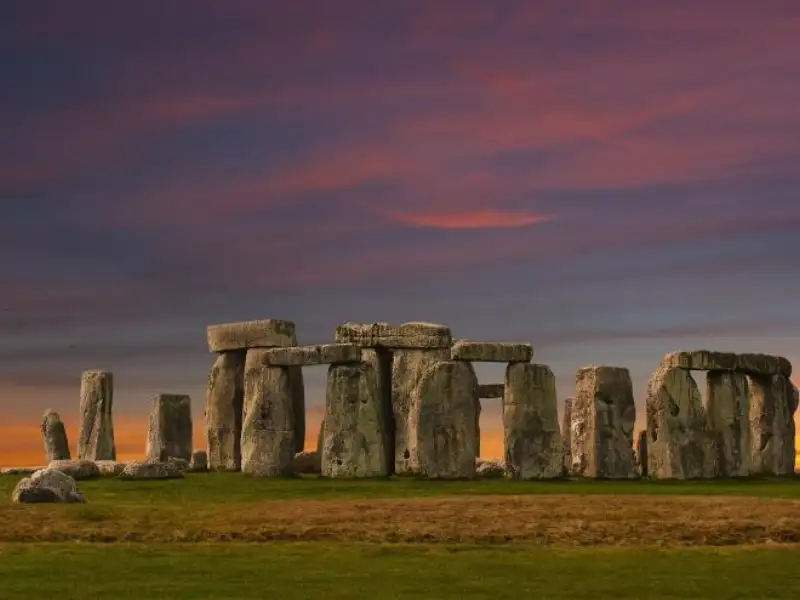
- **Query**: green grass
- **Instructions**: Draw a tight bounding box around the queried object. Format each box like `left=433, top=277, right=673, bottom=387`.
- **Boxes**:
left=3, top=472, right=800, bottom=504
left=1, top=542, right=799, bottom=599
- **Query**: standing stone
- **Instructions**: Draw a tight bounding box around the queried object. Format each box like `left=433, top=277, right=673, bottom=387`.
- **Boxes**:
left=561, top=398, right=573, bottom=475
left=145, top=394, right=193, bottom=462
left=360, top=348, right=394, bottom=474
left=571, top=366, right=637, bottom=479
left=322, top=362, right=389, bottom=477
left=205, top=352, right=245, bottom=471
left=503, top=363, right=563, bottom=479
left=78, top=370, right=116, bottom=461
left=241, top=351, right=296, bottom=476
left=189, top=450, right=208, bottom=472
left=749, top=374, right=797, bottom=475
left=288, top=367, right=306, bottom=453
left=646, top=366, right=714, bottom=479
left=41, top=409, right=70, bottom=462
left=706, top=371, right=750, bottom=477
left=636, top=430, right=648, bottom=477
left=407, top=360, right=477, bottom=478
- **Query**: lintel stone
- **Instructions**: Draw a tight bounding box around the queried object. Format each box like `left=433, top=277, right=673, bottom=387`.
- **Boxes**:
left=249, top=344, right=362, bottom=367
left=476, top=383, right=504, bottom=398
left=207, top=319, right=297, bottom=352
left=335, top=321, right=451, bottom=349
left=451, top=340, right=532, bottom=363
left=660, top=350, right=791, bottom=377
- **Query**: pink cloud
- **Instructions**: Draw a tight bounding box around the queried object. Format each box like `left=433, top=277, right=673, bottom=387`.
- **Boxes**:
left=386, top=209, right=551, bottom=229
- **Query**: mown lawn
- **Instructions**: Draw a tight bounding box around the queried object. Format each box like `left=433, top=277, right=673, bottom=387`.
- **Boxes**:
left=1, top=542, right=800, bottom=599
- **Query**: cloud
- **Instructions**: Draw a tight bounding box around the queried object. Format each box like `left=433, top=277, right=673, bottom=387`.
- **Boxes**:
left=385, top=209, right=551, bottom=229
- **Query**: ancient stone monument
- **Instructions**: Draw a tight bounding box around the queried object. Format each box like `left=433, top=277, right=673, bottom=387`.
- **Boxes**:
left=145, top=394, right=192, bottom=462
left=78, top=370, right=116, bottom=461
left=570, top=366, right=637, bottom=479
left=561, top=398, right=573, bottom=475
left=41, top=409, right=70, bottom=462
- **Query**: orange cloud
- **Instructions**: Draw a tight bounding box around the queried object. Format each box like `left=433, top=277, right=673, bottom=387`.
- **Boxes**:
left=386, top=209, right=551, bottom=229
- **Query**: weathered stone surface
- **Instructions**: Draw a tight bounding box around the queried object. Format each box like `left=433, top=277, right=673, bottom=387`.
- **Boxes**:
left=408, top=360, right=478, bottom=478
left=119, top=460, right=184, bottom=480
left=288, top=366, right=305, bottom=454
left=503, top=363, right=563, bottom=479
left=705, top=371, right=750, bottom=477
left=189, top=450, right=208, bottom=472
left=391, top=348, right=450, bottom=474
left=360, top=348, right=394, bottom=474
left=749, top=374, right=797, bottom=475
left=95, top=460, right=127, bottom=476
left=562, top=398, right=573, bottom=476
left=571, top=366, right=637, bottom=479
left=294, top=450, right=321, bottom=474
left=12, top=468, right=85, bottom=504
left=206, top=351, right=245, bottom=471
left=636, top=431, right=648, bottom=477
left=476, top=458, right=505, bottom=478
left=78, top=370, right=116, bottom=461
left=48, top=459, right=100, bottom=480
left=335, top=321, right=451, bottom=349
left=145, top=394, right=192, bottom=462
left=207, top=319, right=297, bottom=352
left=660, top=350, right=791, bottom=377
left=1, top=467, right=41, bottom=476
left=241, top=357, right=296, bottom=477
left=451, top=340, right=533, bottom=363
left=322, top=363, right=390, bottom=477
left=41, top=409, right=70, bottom=462
left=167, top=457, right=190, bottom=472
left=477, top=383, right=504, bottom=398
left=253, top=344, right=362, bottom=367
left=646, top=367, right=715, bottom=479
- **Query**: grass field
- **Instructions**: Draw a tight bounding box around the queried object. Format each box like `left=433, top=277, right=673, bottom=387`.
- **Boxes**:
left=2, top=473, right=800, bottom=598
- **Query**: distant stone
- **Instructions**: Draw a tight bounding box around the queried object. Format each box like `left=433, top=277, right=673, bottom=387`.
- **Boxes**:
left=206, top=351, right=245, bottom=471
left=48, top=459, right=100, bottom=480
left=571, top=366, right=637, bottom=479
left=206, top=319, right=297, bottom=352
left=1, top=467, right=41, bottom=476
left=41, top=409, right=70, bottom=462
left=145, top=394, right=193, bottom=462
left=476, top=383, right=504, bottom=398
left=335, top=321, right=451, bottom=349
left=253, top=344, right=362, bottom=367
left=660, top=350, right=791, bottom=377
left=561, top=398, right=573, bottom=476
left=749, top=374, right=797, bottom=476
left=408, top=360, right=478, bottom=478
left=78, top=370, right=116, bottom=461
left=293, top=450, right=321, bottom=474
left=189, top=450, right=208, bottom=472
left=706, top=371, right=750, bottom=477
left=95, top=460, right=127, bottom=476
left=646, top=366, right=714, bottom=479
left=503, top=363, right=563, bottom=479
left=636, top=431, right=648, bottom=478
left=451, top=340, right=533, bottom=363
left=476, top=458, right=505, bottom=478
left=119, top=460, right=184, bottom=480
left=12, top=468, right=85, bottom=504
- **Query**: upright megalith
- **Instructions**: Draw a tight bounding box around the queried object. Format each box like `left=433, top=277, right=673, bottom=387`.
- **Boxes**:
left=646, top=367, right=714, bottom=479
left=78, top=370, right=115, bottom=461
left=145, top=394, right=193, bottom=462
left=571, top=366, right=637, bottom=479
left=205, top=351, right=245, bottom=471
left=407, top=360, right=478, bottom=478
left=749, top=373, right=797, bottom=476
left=240, top=350, right=297, bottom=476
left=705, top=371, right=750, bottom=477
left=322, top=362, right=390, bottom=478
left=360, top=347, right=394, bottom=474
left=503, top=363, right=562, bottom=479
left=41, top=409, right=70, bottom=462
left=561, top=398, right=573, bottom=475
left=636, top=430, right=648, bottom=477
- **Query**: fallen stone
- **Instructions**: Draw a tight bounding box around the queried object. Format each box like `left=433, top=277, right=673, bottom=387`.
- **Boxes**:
left=78, top=370, right=116, bottom=461
left=12, top=468, right=85, bottom=504
left=293, top=450, right=321, bottom=474
left=241, top=356, right=296, bottom=477
left=335, top=321, right=451, bottom=349
left=660, top=350, right=791, bottom=377
left=477, top=383, right=504, bottom=398
left=476, top=458, right=505, bottom=478
left=206, top=318, right=297, bottom=352
left=391, top=347, right=450, bottom=474
left=95, top=460, right=127, bottom=476
left=41, top=409, right=70, bottom=462
left=561, top=398, right=573, bottom=476
left=636, top=431, right=648, bottom=477
left=145, top=394, right=193, bottom=462
left=48, top=459, right=100, bottom=480
left=645, top=366, right=715, bottom=479
left=571, top=366, right=637, bottom=479
left=705, top=371, right=750, bottom=477
left=118, top=460, right=184, bottom=480
left=1, top=467, right=42, bottom=476
left=451, top=340, right=533, bottom=363
left=408, top=360, right=478, bottom=478
left=253, top=344, right=362, bottom=367
left=205, top=351, right=245, bottom=471
left=189, top=450, right=208, bottom=472
left=503, top=363, right=563, bottom=479
left=749, top=374, right=797, bottom=476
left=322, top=362, right=390, bottom=477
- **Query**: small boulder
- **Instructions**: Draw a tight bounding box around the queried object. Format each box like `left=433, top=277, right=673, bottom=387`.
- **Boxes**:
left=12, top=468, right=85, bottom=503
left=476, top=458, right=505, bottom=479
left=189, top=450, right=208, bottom=472
left=118, top=460, right=184, bottom=480
left=48, top=459, right=100, bottom=480
left=293, top=450, right=321, bottom=474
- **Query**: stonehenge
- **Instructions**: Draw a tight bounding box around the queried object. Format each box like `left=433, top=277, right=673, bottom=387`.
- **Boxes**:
left=41, top=409, right=70, bottom=462
left=146, top=394, right=193, bottom=462
left=78, top=370, right=116, bottom=461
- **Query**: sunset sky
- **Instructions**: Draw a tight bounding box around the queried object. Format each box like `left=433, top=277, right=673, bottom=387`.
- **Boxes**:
left=1, top=1, right=799, bottom=466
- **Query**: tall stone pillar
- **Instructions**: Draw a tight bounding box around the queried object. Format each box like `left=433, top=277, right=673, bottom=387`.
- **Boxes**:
left=146, top=394, right=193, bottom=462
left=561, top=398, right=573, bottom=476
left=205, top=319, right=297, bottom=471
left=706, top=371, right=750, bottom=477
left=78, top=370, right=116, bottom=461
left=503, top=363, right=562, bottom=479
left=749, top=373, right=797, bottom=476
left=41, top=409, right=70, bottom=462
left=636, top=430, right=648, bottom=477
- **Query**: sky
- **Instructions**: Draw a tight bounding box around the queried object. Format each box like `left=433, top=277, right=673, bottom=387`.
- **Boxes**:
left=1, top=1, right=799, bottom=466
